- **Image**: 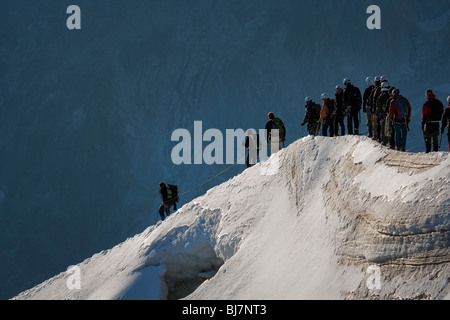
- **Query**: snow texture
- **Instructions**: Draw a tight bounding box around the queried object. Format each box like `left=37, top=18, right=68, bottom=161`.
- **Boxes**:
left=13, top=136, right=450, bottom=300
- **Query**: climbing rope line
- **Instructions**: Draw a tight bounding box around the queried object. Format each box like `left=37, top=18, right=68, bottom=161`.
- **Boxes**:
left=179, top=156, right=246, bottom=198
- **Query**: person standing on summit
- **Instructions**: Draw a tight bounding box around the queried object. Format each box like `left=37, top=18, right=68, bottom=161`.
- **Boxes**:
left=421, top=89, right=445, bottom=153
left=372, top=76, right=390, bottom=141
left=343, top=78, right=362, bottom=135
left=375, top=81, right=391, bottom=145
left=318, top=93, right=337, bottom=137
left=301, top=97, right=322, bottom=136
left=265, top=112, right=286, bottom=154
left=334, top=85, right=346, bottom=136
left=363, top=77, right=375, bottom=138
left=388, top=88, right=411, bottom=152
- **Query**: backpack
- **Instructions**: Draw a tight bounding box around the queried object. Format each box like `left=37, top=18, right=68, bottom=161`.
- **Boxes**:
left=307, top=104, right=321, bottom=122
left=272, top=118, right=285, bottom=141
left=394, top=97, right=408, bottom=121
left=425, top=99, right=445, bottom=121
left=377, top=92, right=390, bottom=116
left=346, top=85, right=362, bottom=111
left=166, top=184, right=179, bottom=202
left=422, top=102, right=432, bottom=120
left=326, top=99, right=337, bottom=120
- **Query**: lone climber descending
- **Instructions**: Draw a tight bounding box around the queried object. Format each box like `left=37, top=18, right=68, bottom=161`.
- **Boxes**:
left=158, top=182, right=179, bottom=221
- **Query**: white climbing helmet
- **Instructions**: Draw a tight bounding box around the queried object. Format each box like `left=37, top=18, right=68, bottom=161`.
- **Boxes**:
left=381, top=82, right=390, bottom=90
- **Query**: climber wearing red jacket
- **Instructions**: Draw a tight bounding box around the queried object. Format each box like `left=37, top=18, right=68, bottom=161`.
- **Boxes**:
left=422, top=89, right=445, bottom=153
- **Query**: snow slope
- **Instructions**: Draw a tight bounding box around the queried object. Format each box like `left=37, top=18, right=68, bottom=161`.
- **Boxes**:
left=13, top=136, right=450, bottom=300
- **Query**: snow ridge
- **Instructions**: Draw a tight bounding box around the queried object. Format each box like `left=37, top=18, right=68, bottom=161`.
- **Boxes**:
left=13, top=136, right=450, bottom=300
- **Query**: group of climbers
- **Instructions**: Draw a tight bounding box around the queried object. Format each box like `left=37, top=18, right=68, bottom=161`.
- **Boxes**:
left=363, top=75, right=412, bottom=151
left=158, top=77, right=450, bottom=221
left=301, top=78, right=363, bottom=138
left=302, top=76, right=450, bottom=153
left=363, top=76, right=449, bottom=153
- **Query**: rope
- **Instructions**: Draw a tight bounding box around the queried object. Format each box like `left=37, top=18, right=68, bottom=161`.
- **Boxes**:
left=179, top=156, right=246, bottom=198
left=176, top=137, right=287, bottom=199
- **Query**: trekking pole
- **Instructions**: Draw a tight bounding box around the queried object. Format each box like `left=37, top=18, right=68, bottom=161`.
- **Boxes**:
left=439, top=132, right=443, bottom=149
